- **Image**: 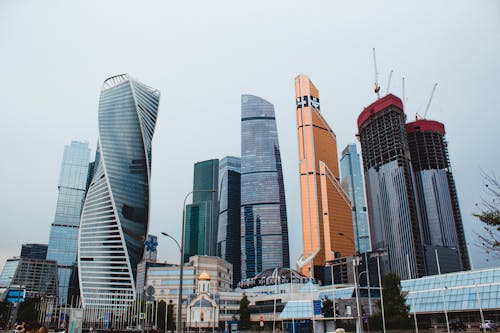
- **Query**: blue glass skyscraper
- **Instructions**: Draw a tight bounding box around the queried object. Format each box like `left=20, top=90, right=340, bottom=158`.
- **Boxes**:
left=241, top=94, right=289, bottom=279
left=184, top=159, right=219, bottom=262
left=78, top=74, right=160, bottom=308
left=46, top=141, right=90, bottom=305
left=340, top=144, right=371, bottom=254
left=217, top=156, right=241, bottom=287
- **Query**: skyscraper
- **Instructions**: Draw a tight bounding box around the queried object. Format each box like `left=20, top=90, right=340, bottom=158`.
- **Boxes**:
left=295, top=75, right=355, bottom=282
left=340, top=144, right=371, bottom=254
left=21, top=243, right=48, bottom=260
left=78, top=74, right=160, bottom=308
left=217, top=156, right=241, bottom=287
left=47, top=141, right=90, bottom=304
left=241, top=94, right=289, bottom=279
left=406, top=119, right=470, bottom=272
left=357, top=94, right=425, bottom=279
left=185, top=159, right=219, bottom=262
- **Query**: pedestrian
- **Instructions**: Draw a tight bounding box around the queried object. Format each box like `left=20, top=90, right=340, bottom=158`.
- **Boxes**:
left=89, top=327, right=94, bottom=333
left=24, top=322, right=41, bottom=333
left=38, top=325, right=48, bottom=333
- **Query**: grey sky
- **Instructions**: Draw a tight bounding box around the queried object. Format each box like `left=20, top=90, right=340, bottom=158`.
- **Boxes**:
left=1, top=1, right=499, bottom=271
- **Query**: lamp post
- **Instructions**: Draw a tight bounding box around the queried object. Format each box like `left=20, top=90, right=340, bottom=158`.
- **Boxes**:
left=160, top=233, right=179, bottom=333
left=162, top=189, right=215, bottom=333
left=369, top=249, right=387, bottom=333
left=338, top=233, right=362, bottom=333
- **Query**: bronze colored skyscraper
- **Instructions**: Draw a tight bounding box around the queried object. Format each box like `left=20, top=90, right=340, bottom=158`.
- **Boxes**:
left=295, top=74, right=355, bottom=282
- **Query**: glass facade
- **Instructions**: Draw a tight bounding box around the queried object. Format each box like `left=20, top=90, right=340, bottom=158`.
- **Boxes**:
left=217, top=156, right=241, bottom=287
left=340, top=144, right=371, bottom=254
left=78, top=74, right=160, bottom=308
left=2, top=257, right=58, bottom=299
left=46, top=141, right=90, bottom=304
left=406, top=119, right=470, bottom=272
left=20, top=243, right=48, bottom=260
left=241, top=94, right=289, bottom=279
left=357, top=95, right=425, bottom=279
left=294, top=75, right=355, bottom=282
left=402, top=267, right=500, bottom=313
left=184, top=159, right=219, bottom=262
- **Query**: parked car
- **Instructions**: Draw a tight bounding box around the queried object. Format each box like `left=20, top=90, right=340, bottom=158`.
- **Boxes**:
left=449, top=318, right=467, bottom=331
left=480, top=320, right=497, bottom=331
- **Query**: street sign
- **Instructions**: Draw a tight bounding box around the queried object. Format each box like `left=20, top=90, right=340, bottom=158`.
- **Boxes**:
left=313, top=300, right=322, bottom=315
left=146, top=285, right=155, bottom=296
left=139, top=312, right=145, bottom=319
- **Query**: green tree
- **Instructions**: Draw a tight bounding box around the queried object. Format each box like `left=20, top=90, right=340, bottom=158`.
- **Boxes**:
left=238, top=294, right=251, bottom=329
left=0, top=300, right=11, bottom=328
left=378, top=272, right=411, bottom=329
left=156, top=301, right=174, bottom=331
left=474, top=172, right=500, bottom=257
left=16, top=298, right=39, bottom=324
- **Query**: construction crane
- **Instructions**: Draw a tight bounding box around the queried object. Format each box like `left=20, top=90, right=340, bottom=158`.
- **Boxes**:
left=386, top=69, right=394, bottom=95
left=402, top=77, right=406, bottom=111
left=373, top=48, right=381, bottom=99
left=423, top=83, right=438, bottom=119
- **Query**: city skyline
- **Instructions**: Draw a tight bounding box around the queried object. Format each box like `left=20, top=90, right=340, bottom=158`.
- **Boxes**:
left=1, top=1, right=499, bottom=272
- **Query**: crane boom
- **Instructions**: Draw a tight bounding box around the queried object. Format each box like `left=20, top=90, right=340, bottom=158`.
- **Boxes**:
left=423, top=83, right=438, bottom=119
left=373, top=48, right=380, bottom=99
left=386, top=69, right=393, bottom=95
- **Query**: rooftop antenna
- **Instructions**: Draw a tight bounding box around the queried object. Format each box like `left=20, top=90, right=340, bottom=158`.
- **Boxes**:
left=386, top=69, right=394, bottom=95
left=423, top=83, right=438, bottom=119
left=372, top=48, right=381, bottom=99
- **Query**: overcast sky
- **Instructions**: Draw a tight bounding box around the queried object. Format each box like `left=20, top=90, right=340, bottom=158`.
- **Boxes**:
left=1, top=0, right=499, bottom=272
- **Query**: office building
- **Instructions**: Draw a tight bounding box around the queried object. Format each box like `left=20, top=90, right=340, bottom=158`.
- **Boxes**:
left=185, top=159, right=219, bottom=262
left=217, top=156, right=241, bottom=287
left=340, top=144, right=371, bottom=254
left=357, top=94, right=425, bottom=279
left=241, top=94, right=289, bottom=279
left=0, top=257, right=58, bottom=299
left=146, top=255, right=232, bottom=322
left=20, top=243, right=48, bottom=260
left=406, top=119, right=470, bottom=272
left=78, top=74, right=160, bottom=308
left=46, top=141, right=91, bottom=304
left=294, top=74, right=355, bottom=282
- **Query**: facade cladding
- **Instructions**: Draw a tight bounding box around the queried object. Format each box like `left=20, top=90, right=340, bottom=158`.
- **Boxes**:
left=78, top=74, right=160, bottom=308
left=294, top=75, right=355, bottom=282
left=185, top=159, right=219, bottom=262
left=241, top=94, right=289, bottom=279
left=46, top=141, right=91, bottom=305
left=21, top=243, right=48, bottom=260
left=217, top=156, right=241, bottom=288
left=340, top=144, right=371, bottom=254
left=3, top=257, right=58, bottom=299
left=406, top=119, right=470, bottom=272
left=357, top=94, right=425, bottom=279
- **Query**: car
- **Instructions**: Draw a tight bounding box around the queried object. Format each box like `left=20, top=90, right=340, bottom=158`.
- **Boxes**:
left=449, top=319, right=466, bottom=331
left=480, top=320, right=497, bottom=331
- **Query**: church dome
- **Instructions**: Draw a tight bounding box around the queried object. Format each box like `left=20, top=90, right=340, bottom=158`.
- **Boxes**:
left=199, top=271, right=211, bottom=280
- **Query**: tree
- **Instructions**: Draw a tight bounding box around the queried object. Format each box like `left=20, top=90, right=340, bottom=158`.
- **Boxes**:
left=474, top=171, right=500, bottom=257
left=372, top=273, right=411, bottom=330
left=157, top=301, right=175, bottom=332
left=238, top=294, right=251, bottom=329
left=0, top=300, right=11, bottom=328
left=16, top=298, right=39, bottom=324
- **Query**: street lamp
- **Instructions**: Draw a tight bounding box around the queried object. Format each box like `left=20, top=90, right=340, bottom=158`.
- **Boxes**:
left=369, top=249, right=387, bottom=333
left=162, top=189, right=215, bottom=333
left=338, top=233, right=362, bottom=333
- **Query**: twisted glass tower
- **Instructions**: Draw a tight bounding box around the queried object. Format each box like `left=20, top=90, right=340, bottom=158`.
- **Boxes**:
left=78, top=74, right=160, bottom=308
left=241, top=94, right=289, bottom=279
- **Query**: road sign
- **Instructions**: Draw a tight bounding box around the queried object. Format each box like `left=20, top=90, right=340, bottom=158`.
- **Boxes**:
left=139, top=312, right=145, bottom=319
left=313, top=300, right=322, bottom=315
